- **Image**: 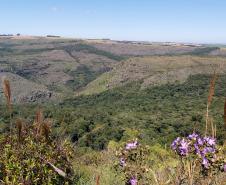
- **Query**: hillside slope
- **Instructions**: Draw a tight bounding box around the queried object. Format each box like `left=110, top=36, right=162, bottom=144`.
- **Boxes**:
left=0, top=37, right=225, bottom=102
left=51, top=74, right=226, bottom=149
left=0, top=38, right=122, bottom=102
left=80, top=56, right=226, bottom=95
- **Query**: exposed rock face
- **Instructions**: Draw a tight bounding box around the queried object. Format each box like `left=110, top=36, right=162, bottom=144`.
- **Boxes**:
left=19, top=90, right=53, bottom=103
left=0, top=72, right=56, bottom=104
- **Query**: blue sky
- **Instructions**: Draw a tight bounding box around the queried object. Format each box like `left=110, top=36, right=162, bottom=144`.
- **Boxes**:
left=1, top=0, right=226, bottom=43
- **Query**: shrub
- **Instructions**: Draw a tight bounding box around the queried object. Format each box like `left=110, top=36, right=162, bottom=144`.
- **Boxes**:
left=0, top=120, right=75, bottom=184
left=116, top=139, right=150, bottom=185
left=171, top=133, right=226, bottom=184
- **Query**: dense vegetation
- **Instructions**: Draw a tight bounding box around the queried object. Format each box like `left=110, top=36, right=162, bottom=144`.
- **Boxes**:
left=62, top=43, right=125, bottom=61
left=60, top=74, right=226, bottom=149
left=0, top=72, right=225, bottom=184
left=186, top=47, right=219, bottom=56
left=0, top=38, right=225, bottom=184
left=65, top=65, right=111, bottom=91
left=1, top=74, right=225, bottom=150
left=0, top=123, right=75, bottom=184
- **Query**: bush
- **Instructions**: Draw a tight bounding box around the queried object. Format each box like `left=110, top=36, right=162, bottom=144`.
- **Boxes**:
left=171, top=133, right=226, bottom=184
left=0, top=120, right=75, bottom=184
left=116, top=139, right=150, bottom=185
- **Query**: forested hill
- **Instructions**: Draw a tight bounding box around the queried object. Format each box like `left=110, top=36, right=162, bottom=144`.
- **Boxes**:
left=0, top=37, right=226, bottom=150
left=1, top=37, right=226, bottom=103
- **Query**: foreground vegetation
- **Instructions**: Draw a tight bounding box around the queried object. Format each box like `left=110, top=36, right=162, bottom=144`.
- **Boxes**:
left=0, top=123, right=74, bottom=184
left=0, top=72, right=225, bottom=184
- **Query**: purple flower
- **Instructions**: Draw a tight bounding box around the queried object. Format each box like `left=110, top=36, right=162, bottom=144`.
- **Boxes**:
left=129, top=177, right=137, bottom=185
left=224, top=164, right=226, bottom=172
left=204, top=147, right=215, bottom=154
left=197, top=137, right=204, bottom=146
left=188, top=133, right=198, bottom=140
left=194, top=143, right=201, bottom=155
left=204, top=137, right=216, bottom=146
left=171, top=137, right=181, bottom=150
left=179, top=139, right=190, bottom=156
left=126, top=140, right=138, bottom=150
left=201, top=147, right=215, bottom=157
left=120, top=157, right=126, bottom=167
left=202, top=157, right=209, bottom=168
left=172, top=134, right=219, bottom=162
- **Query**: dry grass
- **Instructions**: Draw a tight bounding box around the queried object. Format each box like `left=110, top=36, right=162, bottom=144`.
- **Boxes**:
left=35, top=108, right=43, bottom=136
left=34, top=108, right=52, bottom=140
left=35, top=108, right=43, bottom=123
left=205, top=72, right=218, bottom=136
left=207, top=72, right=218, bottom=106
left=2, top=77, right=12, bottom=111
left=16, top=118, right=23, bottom=143
left=2, top=77, right=13, bottom=135
left=41, top=119, right=52, bottom=140
left=224, top=99, right=226, bottom=128
left=96, top=175, right=100, bottom=185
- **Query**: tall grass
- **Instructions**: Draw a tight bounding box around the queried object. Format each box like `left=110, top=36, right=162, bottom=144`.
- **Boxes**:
left=35, top=108, right=43, bottom=136
left=224, top=99, right=226, bottom=128
left=205, top=72, right=218, bottom=136
left=2, top=77, right=13, bottom=135
left=16, top=118, right=23, bottom=143
left=2, top=78, right=12, bottom=111
left=96, top=175, right=100, bottom=185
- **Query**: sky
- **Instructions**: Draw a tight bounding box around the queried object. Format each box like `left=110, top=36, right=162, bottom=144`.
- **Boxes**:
left=0, top=0, right=226, bottom=43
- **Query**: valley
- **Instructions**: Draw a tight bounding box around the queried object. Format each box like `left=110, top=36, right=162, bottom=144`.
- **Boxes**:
left=0, top=37, right=225, bottom=103
left=0, top=36, right=226, bottom=184
left=0, top=37, right=226, bottom=149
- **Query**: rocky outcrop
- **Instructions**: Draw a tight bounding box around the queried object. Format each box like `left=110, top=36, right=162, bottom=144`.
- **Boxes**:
left=19, top=90, right=54, bottom=103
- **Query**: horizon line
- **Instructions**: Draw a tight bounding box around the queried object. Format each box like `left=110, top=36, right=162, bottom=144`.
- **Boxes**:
left=1, top=33, right=226, bottom=46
